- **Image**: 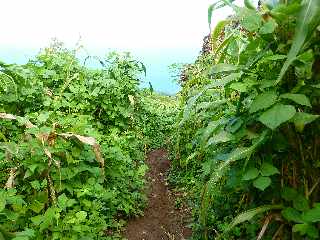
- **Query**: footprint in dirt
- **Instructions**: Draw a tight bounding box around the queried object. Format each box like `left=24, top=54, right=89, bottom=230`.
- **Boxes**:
left=123, top=149, right=192, bottom=240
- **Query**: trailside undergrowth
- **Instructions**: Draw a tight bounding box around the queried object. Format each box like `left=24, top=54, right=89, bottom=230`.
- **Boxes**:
left=171, top=0, right=320, bottom=239
left=0, top=42, right=177, bottom=239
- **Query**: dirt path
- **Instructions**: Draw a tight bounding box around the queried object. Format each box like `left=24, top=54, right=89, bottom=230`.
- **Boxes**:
left=123, top=149, right=192, bottom=240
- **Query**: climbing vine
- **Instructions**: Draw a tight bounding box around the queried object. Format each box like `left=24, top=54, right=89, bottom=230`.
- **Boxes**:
left=0, top=41, right=176, bottom=239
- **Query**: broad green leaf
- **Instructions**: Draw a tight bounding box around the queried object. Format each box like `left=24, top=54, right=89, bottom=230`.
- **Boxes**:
left=293, top=223, right=319, bottom=238
left=179, top=91, right=203, bottom=126
left=31, top=215, right=43, bottom=226
left=207, top=131, right=268, bottom=186
left=249, top=92, right=278, bottom=113
left=253, top=176, right=271, bottom=191
left=242, top=167, right=259, bottom=180
left=39, top=208, right=57, bottom=232
left=37, top=112, right=50, bottom=124
left=226, top=117, right=243, bottom=133
left=207, top=130, right=233, bottom=146
left=293, top=195, right=309, bottom=212
left=29, top=200, right=45, bottom=213
left=200, top=120, right=222, bottom=145
left=271, top=2, right=301, bottom=17
left=206, top=72, right=242, bottom=89
left=13, top=229, right=35, bottom=239
left=229, top=82, right=248, bottom=92
left=226, top=205, right=283, bottom=232
left=280, top=93, right=311, bottom=107
left=296, top=49, right=314, bottom=64
left=259, top=19, right=277, bottom=34
left=30, top=180, right=41, bottom=191
left=302, top=207, right=320, bottom=223
left=260, top=162, right=279, bottom=176
left=259, top=104, right=296, bottom=130
left=282, top=207, right=303, bottom=223
left=281, top=187, right=298, bottom=201
left=211, top=64, right=239, bottom=74
left=276, top=0, right=320, bottom=84
left=57, top=194, right=76, bottom=210
left=241, top=11, right=263, bottom=32
left=291, top=112, right=319, bottom=132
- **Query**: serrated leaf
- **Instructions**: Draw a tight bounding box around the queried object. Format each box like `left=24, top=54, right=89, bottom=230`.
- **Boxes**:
left=253, top=176, right=271, bottom=191
left=249, top=92, right=278, bottom=113
left=259, top=104, right=296, bottom=130
left=261, top=162, right=279, bottom=176
left=242, top=167, right=259, bottom=180
left=282, top=207, right=303, bottom=223
left=280, top=93, right=311, bottom=107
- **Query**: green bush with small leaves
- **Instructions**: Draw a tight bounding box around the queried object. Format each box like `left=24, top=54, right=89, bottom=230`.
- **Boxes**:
left=0, top=41, right=177, bottom=239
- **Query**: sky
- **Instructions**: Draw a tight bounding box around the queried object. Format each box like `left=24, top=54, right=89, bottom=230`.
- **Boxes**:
left=0, top=0, right=237, bottom=94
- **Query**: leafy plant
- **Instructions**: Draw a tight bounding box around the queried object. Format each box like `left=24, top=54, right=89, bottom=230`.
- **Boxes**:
left=171, top=0, right=320, bottom=239
left=0, top=42, right=176, bottom=239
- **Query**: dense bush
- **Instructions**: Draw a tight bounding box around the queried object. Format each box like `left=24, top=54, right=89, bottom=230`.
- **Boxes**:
left=0, top=42, right=176, bottom=239
left=171, top=0, right=320, bottom=239
left=138, top=90, right=178, bottom=150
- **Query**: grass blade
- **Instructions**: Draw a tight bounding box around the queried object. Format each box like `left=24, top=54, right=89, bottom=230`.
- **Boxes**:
left=276, top=0, right=320, bottom=84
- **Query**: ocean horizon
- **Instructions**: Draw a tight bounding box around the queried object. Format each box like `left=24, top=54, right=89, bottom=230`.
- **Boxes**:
left=0, top=46, right=201, bottom=95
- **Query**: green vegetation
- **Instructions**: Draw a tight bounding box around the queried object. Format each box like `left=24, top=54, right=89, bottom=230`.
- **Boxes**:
left=171, top=0, right=320, bottom=239
left=0, top=41, right=176, bottom=239
left=1, top=0, right=320, bottom=239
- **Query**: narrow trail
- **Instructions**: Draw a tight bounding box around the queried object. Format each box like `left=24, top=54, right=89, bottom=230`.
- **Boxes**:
left=123, top=149, right=192, bottom=240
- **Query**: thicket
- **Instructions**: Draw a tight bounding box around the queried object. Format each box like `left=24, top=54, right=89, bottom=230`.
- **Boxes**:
left=171, top=0, right=320, bottom=239
left=0, top=42, right=176, bottom=239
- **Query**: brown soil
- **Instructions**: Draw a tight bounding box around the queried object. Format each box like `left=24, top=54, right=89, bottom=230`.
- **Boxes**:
left=123, top=149, right=192, bottom=240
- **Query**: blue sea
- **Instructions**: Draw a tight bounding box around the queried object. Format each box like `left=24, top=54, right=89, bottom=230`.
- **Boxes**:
left=0, top=47, right=200, bottom=95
